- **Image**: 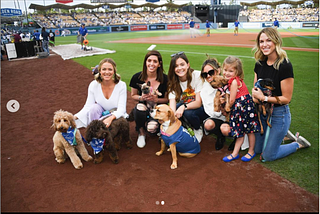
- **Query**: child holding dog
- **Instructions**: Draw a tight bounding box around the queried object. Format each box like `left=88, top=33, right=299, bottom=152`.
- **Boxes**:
left=251, top=27, right=310, bottom=162
left=167, top=52, right=206, bottom=143
left=129, top=50, right=168, bottom=148
left=220, top=56, right=261, bottom=162
left=74, top=58, right=128, bottom=129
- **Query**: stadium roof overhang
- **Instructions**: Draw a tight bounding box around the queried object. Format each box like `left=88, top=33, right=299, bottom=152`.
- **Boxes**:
left=28, top=2, right=188, bottom=11
left=240, top=0, right=318, bottom=6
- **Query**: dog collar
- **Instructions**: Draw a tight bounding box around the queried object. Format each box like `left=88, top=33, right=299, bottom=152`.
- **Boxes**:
left=62, top=126, right=77, bottom=146
left=90, top=138, right=105, bottom=154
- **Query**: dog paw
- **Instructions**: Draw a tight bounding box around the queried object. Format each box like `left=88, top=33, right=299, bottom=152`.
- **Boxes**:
left=170, top=163, right=177, bottom=169
left=86, top=156, right=93, bottom=161
left=155, top=151, right=163, bottom=156
left=74, top=163, right=83, bottom=169
left=55, top=158, right=65, bottom=164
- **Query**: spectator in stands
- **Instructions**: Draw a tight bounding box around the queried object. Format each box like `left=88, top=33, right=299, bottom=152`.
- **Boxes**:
left=41, top=27, right=50, bottom=56
left=234, top=19, right=240, bottom=36
left=78, top=23, right=88, bottom=50
left=273, top=18, right=279, bottom=28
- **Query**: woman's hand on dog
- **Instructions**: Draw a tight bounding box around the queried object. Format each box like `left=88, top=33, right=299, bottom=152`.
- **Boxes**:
left=103, top=115, right=116, bottom=128
left=252, top=87, right=264, bottom=103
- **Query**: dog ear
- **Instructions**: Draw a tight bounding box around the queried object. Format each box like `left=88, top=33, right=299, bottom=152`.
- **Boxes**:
left=67, top=112, right=77, bottom=129
left=168, top=108, right=175, bottom=124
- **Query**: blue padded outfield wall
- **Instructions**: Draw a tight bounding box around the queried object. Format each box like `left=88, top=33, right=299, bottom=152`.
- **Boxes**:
left=43, top=21, right=318, bottom=37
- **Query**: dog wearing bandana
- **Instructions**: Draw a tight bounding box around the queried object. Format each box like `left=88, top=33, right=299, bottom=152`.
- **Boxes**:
left=52, top=110, right=93, bottom=169
left=85, top=118, right=132, bottom=164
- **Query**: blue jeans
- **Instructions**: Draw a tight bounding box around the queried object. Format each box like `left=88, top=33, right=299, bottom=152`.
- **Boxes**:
left=42, top=40, right=49, bottom=54
left=254, top=104, right=299, bottom=162
left=177, top=103, right=207, bottom=130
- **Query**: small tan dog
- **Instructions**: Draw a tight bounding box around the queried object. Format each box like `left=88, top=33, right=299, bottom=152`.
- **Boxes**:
left=151, top=104, right=200, bottom=169
left=52, top=109, right=93, bottom=169
left=209, top=75, right=231, bottom=122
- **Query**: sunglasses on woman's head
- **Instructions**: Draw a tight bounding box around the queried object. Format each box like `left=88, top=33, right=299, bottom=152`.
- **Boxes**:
left=201, top=69, right=216, bottom=78
left=170, top=51, right=184, bottom=58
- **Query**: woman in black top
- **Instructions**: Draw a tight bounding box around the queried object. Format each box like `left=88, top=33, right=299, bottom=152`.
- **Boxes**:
left=251, top=27, right=310, bottom=162
left=129, top=50, right=168, bottom=148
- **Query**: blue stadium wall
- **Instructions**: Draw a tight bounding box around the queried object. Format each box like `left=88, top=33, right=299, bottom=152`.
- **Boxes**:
left=43, top=21, right=318, bottom=37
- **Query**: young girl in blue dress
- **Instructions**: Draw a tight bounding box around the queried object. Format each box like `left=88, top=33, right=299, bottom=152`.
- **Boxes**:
left=220, top=56, right=260, bottom=162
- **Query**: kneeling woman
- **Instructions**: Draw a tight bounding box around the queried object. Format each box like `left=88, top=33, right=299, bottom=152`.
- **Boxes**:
left=74, top=58, right=128, bottom=128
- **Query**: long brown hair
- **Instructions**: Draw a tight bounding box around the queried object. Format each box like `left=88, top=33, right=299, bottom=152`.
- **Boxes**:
left=167, top=52, right=194, bottom=102
left=139, top=50, right=165, bottom=83
left=94, top=58, right=121, bottom=84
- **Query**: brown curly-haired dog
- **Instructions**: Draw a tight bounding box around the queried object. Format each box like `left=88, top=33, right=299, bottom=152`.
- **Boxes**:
left=52, top=109, right=93, bottom=169
left=85, top=118, right=132, bottom=164
left=209, top=75, right=231, bottom=122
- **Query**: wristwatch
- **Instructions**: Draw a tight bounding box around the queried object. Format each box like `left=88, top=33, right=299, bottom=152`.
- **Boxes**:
left=183, top=103, right=188, bottom=109
left=263, top=96, right=268, bottom=102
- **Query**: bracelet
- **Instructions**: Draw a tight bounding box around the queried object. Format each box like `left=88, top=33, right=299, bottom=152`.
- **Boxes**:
left=183, top=103, right=188, bottom=109
left=138, top=96, right=141, bottom=101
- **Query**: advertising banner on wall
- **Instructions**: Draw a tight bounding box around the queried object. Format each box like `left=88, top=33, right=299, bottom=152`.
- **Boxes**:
left=111, top=26, right=129, bottom=32
left=1, top=8, right=22, bottom=17
left=131, top=25, right=148, bottom=31
left=167, top=24, right=183, bottom=30
left=149, top=25, right=165, bottom=30
left=91, top=0, right=132, bottom=3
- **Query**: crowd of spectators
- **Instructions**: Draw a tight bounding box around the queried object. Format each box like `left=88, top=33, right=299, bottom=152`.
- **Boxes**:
left=239, top=7, right=319, bottom=22
left=30, top=11, right=192, bottom=29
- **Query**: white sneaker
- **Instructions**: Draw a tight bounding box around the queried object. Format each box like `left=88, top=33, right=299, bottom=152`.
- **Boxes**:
left=297, top=136, right=311, bottom=149
left=137, top=135, right=146, bottom=148
left=194, top=127, right=203, bottom=143
left=286, top=130, right=297, bottom=141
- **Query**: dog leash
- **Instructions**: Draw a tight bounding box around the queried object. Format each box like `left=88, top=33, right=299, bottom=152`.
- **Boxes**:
left=260, top=117, right=272, bottom=163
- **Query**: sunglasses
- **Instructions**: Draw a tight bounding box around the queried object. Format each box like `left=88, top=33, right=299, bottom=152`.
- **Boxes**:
left=170, top=51, right=184, bottom=58
left=201, top=69, right=216, bottom=78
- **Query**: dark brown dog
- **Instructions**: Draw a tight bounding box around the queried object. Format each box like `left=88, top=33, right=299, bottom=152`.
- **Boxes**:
left=254, top=78, right=282, bottom=135
left=85, top=118, right=132, bottom=164
left=209, top=75, right=231, bottom=122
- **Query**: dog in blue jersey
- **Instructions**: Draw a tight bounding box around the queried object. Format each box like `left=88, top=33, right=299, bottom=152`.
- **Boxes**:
left=151, top=104, right=200, bottom=169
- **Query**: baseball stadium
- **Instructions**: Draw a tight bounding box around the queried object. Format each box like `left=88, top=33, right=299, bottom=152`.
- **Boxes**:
left=1, top=0, right=319, bottom=212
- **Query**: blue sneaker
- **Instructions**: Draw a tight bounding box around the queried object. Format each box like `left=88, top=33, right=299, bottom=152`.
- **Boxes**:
left=81, top=47, right=83, bottom=50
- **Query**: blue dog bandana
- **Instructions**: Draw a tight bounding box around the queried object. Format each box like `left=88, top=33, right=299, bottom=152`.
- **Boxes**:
left=90, top=138, right=105, bottom=154
left=62, top=126, right=77, bottom=146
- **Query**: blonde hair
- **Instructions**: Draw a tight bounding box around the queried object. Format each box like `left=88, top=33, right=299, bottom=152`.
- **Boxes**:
left=253, top=27, right=289, bottom=70
left=222, top=56, right=244, bottom=79
left=94, top=58, right=121, bottom=83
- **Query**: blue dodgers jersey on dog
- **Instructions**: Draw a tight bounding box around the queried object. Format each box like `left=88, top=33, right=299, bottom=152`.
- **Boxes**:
left=160, top=126, right=200, bottom=154
left=90, top=138, right=105, bottom=154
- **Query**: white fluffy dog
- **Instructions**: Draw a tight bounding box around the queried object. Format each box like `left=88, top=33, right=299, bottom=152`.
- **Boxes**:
left=52, top=109, right=93, bottom=169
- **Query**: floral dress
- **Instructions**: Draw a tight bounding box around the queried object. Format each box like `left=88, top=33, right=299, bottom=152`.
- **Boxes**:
left=228, top=77, right=260, bottom=138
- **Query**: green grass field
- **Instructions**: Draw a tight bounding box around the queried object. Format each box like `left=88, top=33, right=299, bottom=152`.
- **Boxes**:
left=55, top=28, right=319, bottom=195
